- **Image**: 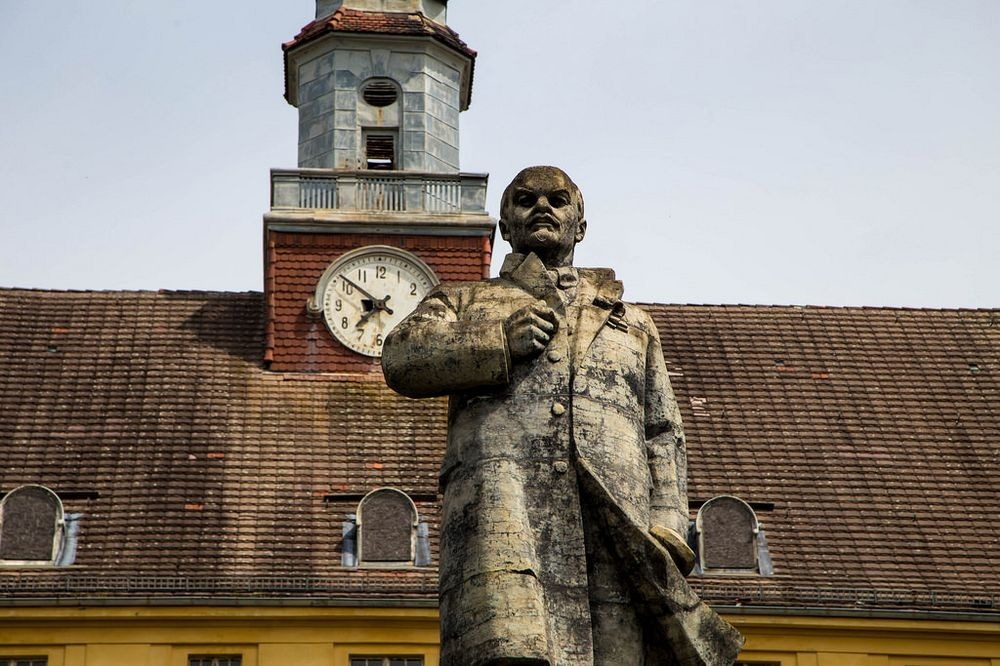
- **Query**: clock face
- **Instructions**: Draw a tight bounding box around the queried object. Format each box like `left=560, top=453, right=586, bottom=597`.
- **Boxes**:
left=315, top=246, right=438, bottom=357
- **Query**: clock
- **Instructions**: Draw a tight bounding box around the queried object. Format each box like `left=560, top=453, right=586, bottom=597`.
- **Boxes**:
left=310, top=245, right=439, bottom=357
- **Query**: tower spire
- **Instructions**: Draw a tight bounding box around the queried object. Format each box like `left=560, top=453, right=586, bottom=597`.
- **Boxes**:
left=316, top=0, right=449, bottom=25
left=284, top=0, right=473, bottom=171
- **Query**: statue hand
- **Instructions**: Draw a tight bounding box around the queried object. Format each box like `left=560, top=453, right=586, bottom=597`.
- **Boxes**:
left=650, top=524, right=696, bottom=576
left=504, top=300, right=559, bottom=360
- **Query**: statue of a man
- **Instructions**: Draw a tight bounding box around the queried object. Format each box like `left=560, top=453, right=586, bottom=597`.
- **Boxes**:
left=382, top=166, right=743, bottom=665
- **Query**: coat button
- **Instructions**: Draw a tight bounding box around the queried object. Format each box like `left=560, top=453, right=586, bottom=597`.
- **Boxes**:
left=553, top=461, right=569, bottom=474
left=551, top=402, right=566, bottom=416
left=547, top=350, right=563, bottom=363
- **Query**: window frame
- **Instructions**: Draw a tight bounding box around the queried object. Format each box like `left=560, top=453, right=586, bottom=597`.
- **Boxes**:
left=173, top=646, right=254, bottom=666
left=187, top=655, right=243, bottom=666
left=0, top=658, right=49, bottom=666
left=0, top=485, right=65, bottom=566
left=695, top=494, right=762, bottom=575
left=349, top=657, right=424, bottom=666
left=362, top=130, right=398, bottom=171
left=355, top=487, right=419, bottom=567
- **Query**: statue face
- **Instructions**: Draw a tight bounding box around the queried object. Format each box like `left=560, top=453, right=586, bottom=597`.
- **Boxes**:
left=499, top=167, right=586, bottom=267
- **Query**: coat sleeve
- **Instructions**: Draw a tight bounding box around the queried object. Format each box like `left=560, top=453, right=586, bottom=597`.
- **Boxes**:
left=643, top=319, right=690, bottom=538
left=381, top=284, right=512, bottom=398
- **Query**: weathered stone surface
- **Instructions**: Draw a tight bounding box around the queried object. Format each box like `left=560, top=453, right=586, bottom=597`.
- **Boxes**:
left=383, top=167, right=744, bottom=665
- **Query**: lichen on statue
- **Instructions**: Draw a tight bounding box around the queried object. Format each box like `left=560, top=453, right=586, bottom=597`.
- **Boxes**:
left=382, top=166, right=744, bottom=666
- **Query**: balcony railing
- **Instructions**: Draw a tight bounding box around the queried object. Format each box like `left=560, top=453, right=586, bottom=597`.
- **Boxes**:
left=271, top=169, right=489, bottom=215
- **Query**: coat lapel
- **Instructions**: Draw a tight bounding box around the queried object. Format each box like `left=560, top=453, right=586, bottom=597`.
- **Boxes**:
left=500, top=252, right=564, bottom=314
left=571, top=268, right=624, bottom=364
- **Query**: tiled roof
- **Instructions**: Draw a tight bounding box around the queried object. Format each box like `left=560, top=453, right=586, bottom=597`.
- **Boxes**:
left=648, top=304, right=1000, bottom=613
left=284, top=9, right=477, bottom=60
left=1, top=290, right=998, bottom=614
left=0, top=289, right=444, bottom=600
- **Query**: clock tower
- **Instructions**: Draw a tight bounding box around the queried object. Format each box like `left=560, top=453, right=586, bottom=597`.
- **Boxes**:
left=264, top=0, right=493, bottom=373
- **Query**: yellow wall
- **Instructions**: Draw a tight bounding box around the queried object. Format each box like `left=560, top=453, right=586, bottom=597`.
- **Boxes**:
left=0, top=606, right=997, bottom=665
left=0, top=607, right=438, bottom=666
left=732, top=614, right=1000, bottom=665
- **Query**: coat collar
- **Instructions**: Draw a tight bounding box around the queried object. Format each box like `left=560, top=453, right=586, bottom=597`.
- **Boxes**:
left=499, top=253, right=626, bottom=362
left=500, top=252, right=559, bottom=308
left=499, top=253, right=624, bottom=302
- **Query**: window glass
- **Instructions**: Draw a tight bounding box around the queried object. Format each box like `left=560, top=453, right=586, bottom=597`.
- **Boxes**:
left=0, top=659, right=48, bottom=666
left=350, top=658, right=423, bottom=666
left=188, top=657, right=242, bottom=666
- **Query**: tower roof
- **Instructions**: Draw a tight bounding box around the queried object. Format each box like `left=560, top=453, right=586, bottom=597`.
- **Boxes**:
left=283, top=8, right=476, bottom=107
left=285, top=8, right=476, bottom=59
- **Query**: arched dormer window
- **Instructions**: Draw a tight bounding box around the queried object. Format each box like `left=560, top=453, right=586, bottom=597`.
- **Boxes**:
left=356, top=487, right=419, bottom=566
left=0, top=485, right=64, bottom=565
left=695, top=495, right=771, bottom=575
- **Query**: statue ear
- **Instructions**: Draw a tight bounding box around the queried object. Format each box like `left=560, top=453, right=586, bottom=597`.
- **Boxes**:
left=498, top=219, right=510, bottom=241
left=575, top=219, right=587, bottom=244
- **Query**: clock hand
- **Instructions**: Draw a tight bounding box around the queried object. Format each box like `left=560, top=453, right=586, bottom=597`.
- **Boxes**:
left=356, top=307, right=380, bottom=328
left=354, top=294, right=396, bottom=329
left=340, top=275, right=379, bottom=302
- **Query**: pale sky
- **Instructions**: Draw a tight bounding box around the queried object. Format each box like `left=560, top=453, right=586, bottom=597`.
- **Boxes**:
left=1, top=1, right=997, bottom=307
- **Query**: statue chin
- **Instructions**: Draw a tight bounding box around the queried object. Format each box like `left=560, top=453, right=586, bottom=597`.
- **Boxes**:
left=519, top=231, right=561, bottom=252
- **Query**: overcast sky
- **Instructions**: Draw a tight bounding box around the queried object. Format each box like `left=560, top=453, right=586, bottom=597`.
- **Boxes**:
left=1, top=1, right=997, bottom=307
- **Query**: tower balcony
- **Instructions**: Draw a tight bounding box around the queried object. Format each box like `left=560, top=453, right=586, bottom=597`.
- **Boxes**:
left=270, top=169, right=489, bottom=217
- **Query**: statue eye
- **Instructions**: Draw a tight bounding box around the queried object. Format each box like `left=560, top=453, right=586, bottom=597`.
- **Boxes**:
left=516, top=193, right=536, bottom=207
left=549, top=194, right=569, bottom=207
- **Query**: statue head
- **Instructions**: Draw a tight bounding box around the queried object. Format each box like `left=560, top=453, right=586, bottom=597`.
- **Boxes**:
left=499, top=166, right=586, bottom=268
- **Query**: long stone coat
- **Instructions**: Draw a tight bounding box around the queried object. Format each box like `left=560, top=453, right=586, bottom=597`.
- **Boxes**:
left=382, top=253, right=742, bottom=666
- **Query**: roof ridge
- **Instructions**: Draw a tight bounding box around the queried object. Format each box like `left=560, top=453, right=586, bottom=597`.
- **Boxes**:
left=635, top=302, right=1000, bottom=312
left=1, top=290, right=992, bottom=311
left=0, top=287, right=264, bottom=297
left=285, top=7, right=475, bottom=57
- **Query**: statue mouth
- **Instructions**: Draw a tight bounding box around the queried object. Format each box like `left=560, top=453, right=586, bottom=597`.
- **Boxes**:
left=528, top=214, right=558, bottom=230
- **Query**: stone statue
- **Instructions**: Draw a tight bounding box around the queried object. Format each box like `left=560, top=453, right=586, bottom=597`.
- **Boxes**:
left=382, top=166, right=744, bottom=665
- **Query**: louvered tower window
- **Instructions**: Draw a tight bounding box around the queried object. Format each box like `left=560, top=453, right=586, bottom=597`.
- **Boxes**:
left=365, top=132, right=397, bottom=170
left=361, top=79, right=399, bottom=107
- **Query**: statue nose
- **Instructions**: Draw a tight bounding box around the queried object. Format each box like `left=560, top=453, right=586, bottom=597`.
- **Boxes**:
left=533, top=198, right=554, bottom=213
